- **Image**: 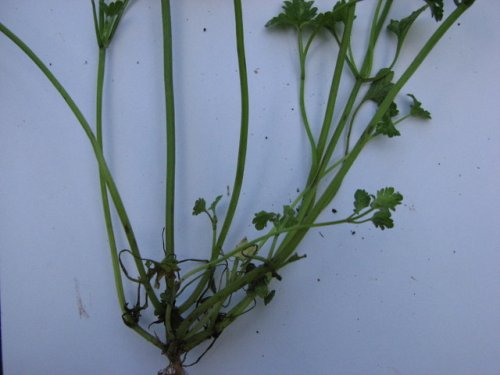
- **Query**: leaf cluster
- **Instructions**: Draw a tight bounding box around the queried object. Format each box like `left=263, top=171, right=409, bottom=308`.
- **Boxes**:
left=252, top=205, right=298, bottom=231
left=91, top=0, right=128, bottom=48
left=192, top=195, right=223, bottom=222
left=266, top=0, right=357, bottom=32
left=266, top=0, right=318, bottom=30
left=353, top=187, right=403, bottom=230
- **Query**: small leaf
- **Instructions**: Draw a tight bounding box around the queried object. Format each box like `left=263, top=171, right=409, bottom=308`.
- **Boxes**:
left=252, top=211, right=279, bottom=230
left=235, top=237, right=258, bottom=260
left=371, top=209, right=394, bottom=230
left=208, top=195, right=223, bottom=212
left=424, top=0, right=444, bottom=21
left=266, top=0, right=318, bottom=30
left=374, top=113, right=400, bottom=138
left=353, top=189, right=371, bottom=213
left=388, top=6, right=427, bottom=53
left=264, top=290, right=276, bottom=305
left=407, top=94, right=432, bottom=119
left=254, top=283, right=269, bottom=299
left=284, top=253, right=307, bottom=265
left=364, top=68, right=395, bottom=105
left=192, top=198, right=206, bottom=215
left=317, top=0, right=358, bottom=32
left=279, top=205, right=298, bottom=228
left=104, top=1, right=124, bottom=17
left=371, top=187, right=403, bottom=212
left=388, top=101, right=399, bottom=117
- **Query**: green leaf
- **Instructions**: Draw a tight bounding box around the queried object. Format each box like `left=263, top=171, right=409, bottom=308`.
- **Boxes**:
left=407, top=94, right=432, bottom=119
left=284, top=253, right=307, bottom=265
left=388, top=101, right=399, bottom=117
left=388, top=6, right=427, bottom=55
left=234, top=237, right=258, bottom=260
left=208, top=195, right=223, bottom=212
left=424, top=0, right=444, bottom=21
left=316, top=0, right=358, bottom=32
left=371, top=187, right=403, bottom=211
left=279, top=205, right=298, bottom=228
left=364, top=68, right=395, bottom=105
left=192, top=198, right=206, bottom=216
left=353, top=189, right=371, bottom=213
left=371, top=209, right=394, bottom=230
left=252, top=211, right=279, bottom=230
left=264, top=290, right=276, bottom=305
left=266, top=0, right=318, bottom=30
left=104, top=1, right=124, bottom=17
left=454, top=0, right=475, bottom=5
left=374, top=113, right=400, bottom=138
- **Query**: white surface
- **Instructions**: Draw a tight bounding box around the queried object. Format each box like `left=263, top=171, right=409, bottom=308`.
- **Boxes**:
left=1, top=1, right=500, bottom=375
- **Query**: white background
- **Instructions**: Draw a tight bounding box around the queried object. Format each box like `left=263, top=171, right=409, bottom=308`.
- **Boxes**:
left=1, top=1, right=500, bottom=374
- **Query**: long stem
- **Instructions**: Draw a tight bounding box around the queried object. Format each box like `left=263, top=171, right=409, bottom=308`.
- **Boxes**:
left=161, top=0, right=176, bottom=258
left=214, top=0, right=249, bottom=252
left=274, top=4, right=472, bottom=267
left=297, top=29, right=317, bottom=160
left=160, top=0, right=177, bottom=342
left=178, top=0, right=250, bottom=314
left=0, top=22, right=162, bottom=312
left=315, top=1, right=357, bottom=162
left=96, top=47, right=126, bottom=311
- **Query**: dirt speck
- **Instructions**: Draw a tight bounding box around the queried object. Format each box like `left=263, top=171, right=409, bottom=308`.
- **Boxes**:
left=74, top=278, right=90, bottom=319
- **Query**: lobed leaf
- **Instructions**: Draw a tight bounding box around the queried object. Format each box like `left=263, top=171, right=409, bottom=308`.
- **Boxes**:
left=353, top=189, right=371, bottom=213
left=424, top=0, right=444, bottom=21
left=388, top=5, right=427, bottom=55
left=266, top=0, right=318, bottom=30
left=364, top=68, right=395, bottom=105
left=252, top=211, right=279, bottom=230
left=208, top=195, right=223, bottom=212
left=408, top=94, right=432, bottom=119
left=103, top=1, right=124, bottom=17
left=374, top=113, right=400, bottom=138
left=371, top=187, right=403, bottom=212
left=371, top=209, right=394, bottom=230
left=192, top=198, right=206, bottom=215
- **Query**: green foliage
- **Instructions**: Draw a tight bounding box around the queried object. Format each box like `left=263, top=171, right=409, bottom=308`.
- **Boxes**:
left=408, top=94, right=432, bottom=119
left=353, top=189, right=371, bottom=213
left=316, top=0, right=358, bottom=32
left=424, top=0, right=444, bottom=21
left=209, top=195, right=223, bottom=212
left=374, top=112, right=400, bottom=138
left=372, top=187, right=403, bottom=211
left=192, top=198, right=206, bottom=216
left=364, top=68, right=395, bottom=105
left=252, top=210, right=280, bottom=230
left=388, top=5, right=427, bottom=65
left=252, top=205, right=298, bottom=231
left=266, top=0, right=318, bottom=30
left=388, top=6, right=427, bottom=42
left=352, top=188, right=403, bottom=230
left=0, top=0, right=476, bottom=371
left=103, top=1, right=124, bottom=17
left=371, top=209, right=395, bottom=230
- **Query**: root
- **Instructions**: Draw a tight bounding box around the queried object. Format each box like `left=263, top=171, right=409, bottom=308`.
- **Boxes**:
left=158, top=362, right=188, bottom=375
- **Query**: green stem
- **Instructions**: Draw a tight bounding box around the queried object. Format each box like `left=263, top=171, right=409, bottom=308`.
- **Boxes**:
left=298, top=28, right=317, bottom=159
left=178, top=0, right=250, bottom=314
left=214, top=0, right=249, bottom=253
left=161, top=0, right=176, bottom=258
left=160, top=0, right=177, bottom=342
left=96, top=47, right=126, bottom=312
left=273, top=3, right=472, bottom=267
left=0, top=22, right=162, bottom=312
left=315, top=1, right=357, bottom=166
